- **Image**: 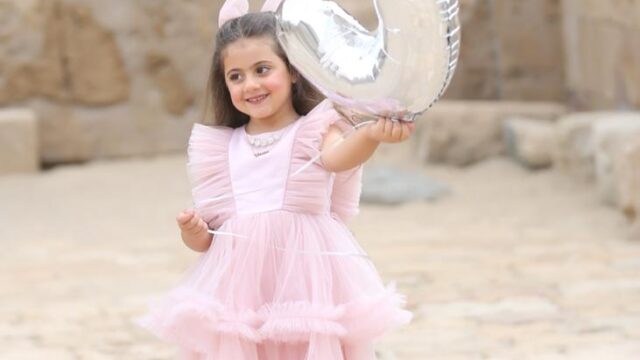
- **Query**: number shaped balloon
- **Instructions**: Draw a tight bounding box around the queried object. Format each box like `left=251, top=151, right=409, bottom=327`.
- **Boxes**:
left=276, top=0, right=461, bottom=123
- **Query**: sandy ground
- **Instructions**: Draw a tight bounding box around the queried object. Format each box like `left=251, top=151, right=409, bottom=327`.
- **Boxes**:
left=1, top=154, right=639, bottom=359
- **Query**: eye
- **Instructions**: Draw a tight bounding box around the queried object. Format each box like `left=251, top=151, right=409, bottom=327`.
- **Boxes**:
left=256, top=65, right=271, bottom=75
left=228, top=72, right=243, bottom=82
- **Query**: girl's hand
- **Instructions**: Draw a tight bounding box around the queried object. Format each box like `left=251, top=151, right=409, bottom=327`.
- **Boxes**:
left=366, top=117, right=416, bottom=143
left=176, top=209, right=209, bottom=236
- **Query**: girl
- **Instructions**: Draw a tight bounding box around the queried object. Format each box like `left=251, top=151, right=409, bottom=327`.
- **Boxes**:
left=137, top=0, right=414, bottom=358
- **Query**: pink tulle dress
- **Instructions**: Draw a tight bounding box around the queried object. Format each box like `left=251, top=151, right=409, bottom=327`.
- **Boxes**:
left=136, top=100, right=412, bottom=359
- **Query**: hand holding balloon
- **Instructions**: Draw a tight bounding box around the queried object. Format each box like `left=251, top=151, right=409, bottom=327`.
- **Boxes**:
left=365, top=118, right=415, bottom=144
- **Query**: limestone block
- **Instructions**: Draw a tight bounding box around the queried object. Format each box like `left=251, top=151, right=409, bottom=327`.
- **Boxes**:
left=621, top=29, right=640, bottom=108
left=503, top=117, right=556, bottom=169
left=562, top=2, right=640, bottom=110
left=615, top=136, right=640, bottom=221
left=443, top=0, right=500, bottom=100
left=495, top=0, right=565, bottom=101
left=423, top=101, right=566, bottom=166
left=0, top=108, right=39, bottom=175
left=36, top=104, right=93, bottom=164
left=593, top=115, right=640, bottom=205
left=444, top=0, right=565, bottom=101
left=553, top=112, right=611, bottom=181
left=33, top=102, right=193, bottom=165
left=581, top=0, right=637, bottom=28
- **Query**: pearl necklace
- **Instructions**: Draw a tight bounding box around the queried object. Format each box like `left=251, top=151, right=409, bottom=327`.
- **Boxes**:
left=246, top=133, right=282, bottom=157
left=246, top=133, right=282, bottom=148
left=244, top=121, right=296, bottom=158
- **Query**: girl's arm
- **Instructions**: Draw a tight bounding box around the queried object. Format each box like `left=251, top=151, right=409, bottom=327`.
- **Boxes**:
left=176, top=209, right=213, bottom=252
left=321, top=118, right=415, bottom=173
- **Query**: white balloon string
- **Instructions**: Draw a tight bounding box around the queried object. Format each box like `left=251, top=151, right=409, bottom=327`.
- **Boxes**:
left=207, top=229, right=248, bottom=239
left=291, top=131, right=346, bottom=177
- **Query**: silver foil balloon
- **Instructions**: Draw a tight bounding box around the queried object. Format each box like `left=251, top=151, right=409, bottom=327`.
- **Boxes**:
left=276, top=0, right=460, bottom=123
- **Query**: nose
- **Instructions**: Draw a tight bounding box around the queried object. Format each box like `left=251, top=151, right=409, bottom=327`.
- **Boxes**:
left=244, top=75, right=260, bottom=92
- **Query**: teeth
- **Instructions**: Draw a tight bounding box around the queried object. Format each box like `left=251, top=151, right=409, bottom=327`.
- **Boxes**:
left=248, top=95, right=267, bottom=103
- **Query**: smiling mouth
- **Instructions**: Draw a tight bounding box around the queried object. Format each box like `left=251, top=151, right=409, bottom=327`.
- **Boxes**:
left=246, top=94, right=269, bottom=104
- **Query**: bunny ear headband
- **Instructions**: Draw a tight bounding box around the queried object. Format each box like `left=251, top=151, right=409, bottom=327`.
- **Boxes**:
left=218, top=0, right=284, bottom=28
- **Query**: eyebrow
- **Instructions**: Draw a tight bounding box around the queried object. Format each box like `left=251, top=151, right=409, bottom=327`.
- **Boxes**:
left=225, top=60, right=274, bottom=76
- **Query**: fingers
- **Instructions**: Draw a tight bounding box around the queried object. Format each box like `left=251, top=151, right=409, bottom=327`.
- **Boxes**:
left=385, top=119, right=411, bottom=143
left=383, top=118, right=393, bottom=134
left=176, top=209, right=208, bottom=234
left=391, top=120, right=403, bottom=140
left=368, top=117, right=416, bottom=143
left=176, top=210, right=192, bottom=227
left=375, top=118, right=395, bottom=139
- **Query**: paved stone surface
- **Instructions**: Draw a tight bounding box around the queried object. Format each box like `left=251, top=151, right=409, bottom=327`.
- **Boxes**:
left=1, top=155, right=639, bottom=359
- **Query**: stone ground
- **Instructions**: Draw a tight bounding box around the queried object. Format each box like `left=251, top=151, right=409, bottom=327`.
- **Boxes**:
left=1, top=155, right=639, bottom=359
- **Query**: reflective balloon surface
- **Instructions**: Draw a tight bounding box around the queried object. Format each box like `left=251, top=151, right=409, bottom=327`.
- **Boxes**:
left=276, top=0, right=460, bottom=124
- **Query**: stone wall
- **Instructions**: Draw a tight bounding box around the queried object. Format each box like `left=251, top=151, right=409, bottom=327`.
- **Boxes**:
left=562, top=0, right=640, bottom=110
left=0, top=0, right=218, bottom=164
left=445, top=0, right=566, bottom=102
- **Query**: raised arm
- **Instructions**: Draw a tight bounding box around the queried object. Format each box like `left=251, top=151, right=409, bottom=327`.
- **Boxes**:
left=320, top=118, right=415, bottom=173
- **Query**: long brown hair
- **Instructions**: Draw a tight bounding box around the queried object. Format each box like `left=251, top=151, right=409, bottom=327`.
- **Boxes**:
left=203, top=12, right=322, bottom=128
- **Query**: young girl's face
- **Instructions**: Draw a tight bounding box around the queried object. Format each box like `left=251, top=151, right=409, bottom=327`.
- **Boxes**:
left=223, top=36, right=297, bottom=125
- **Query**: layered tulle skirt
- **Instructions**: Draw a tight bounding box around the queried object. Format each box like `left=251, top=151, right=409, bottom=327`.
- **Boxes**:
left=136, top=211, right=412, bottom=359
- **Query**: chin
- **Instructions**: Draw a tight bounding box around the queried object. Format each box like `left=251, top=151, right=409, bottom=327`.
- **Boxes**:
left=247, top=109, right=276, bottom=120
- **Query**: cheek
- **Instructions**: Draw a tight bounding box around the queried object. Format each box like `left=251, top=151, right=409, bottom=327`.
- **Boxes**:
left=227, top=85, right=244, bottom=104
left=263, top=74, right=291, bottom=95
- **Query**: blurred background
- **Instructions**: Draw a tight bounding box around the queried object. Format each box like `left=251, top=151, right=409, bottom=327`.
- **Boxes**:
left=1, top=0, right=640, bottom=359
left=0, top=0, right=638, bottom=164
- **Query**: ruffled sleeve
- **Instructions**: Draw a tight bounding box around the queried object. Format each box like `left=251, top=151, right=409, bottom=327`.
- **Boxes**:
left=285, top=100, right=363, bottom=222
left=187, top=123, right=236, bottom=229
